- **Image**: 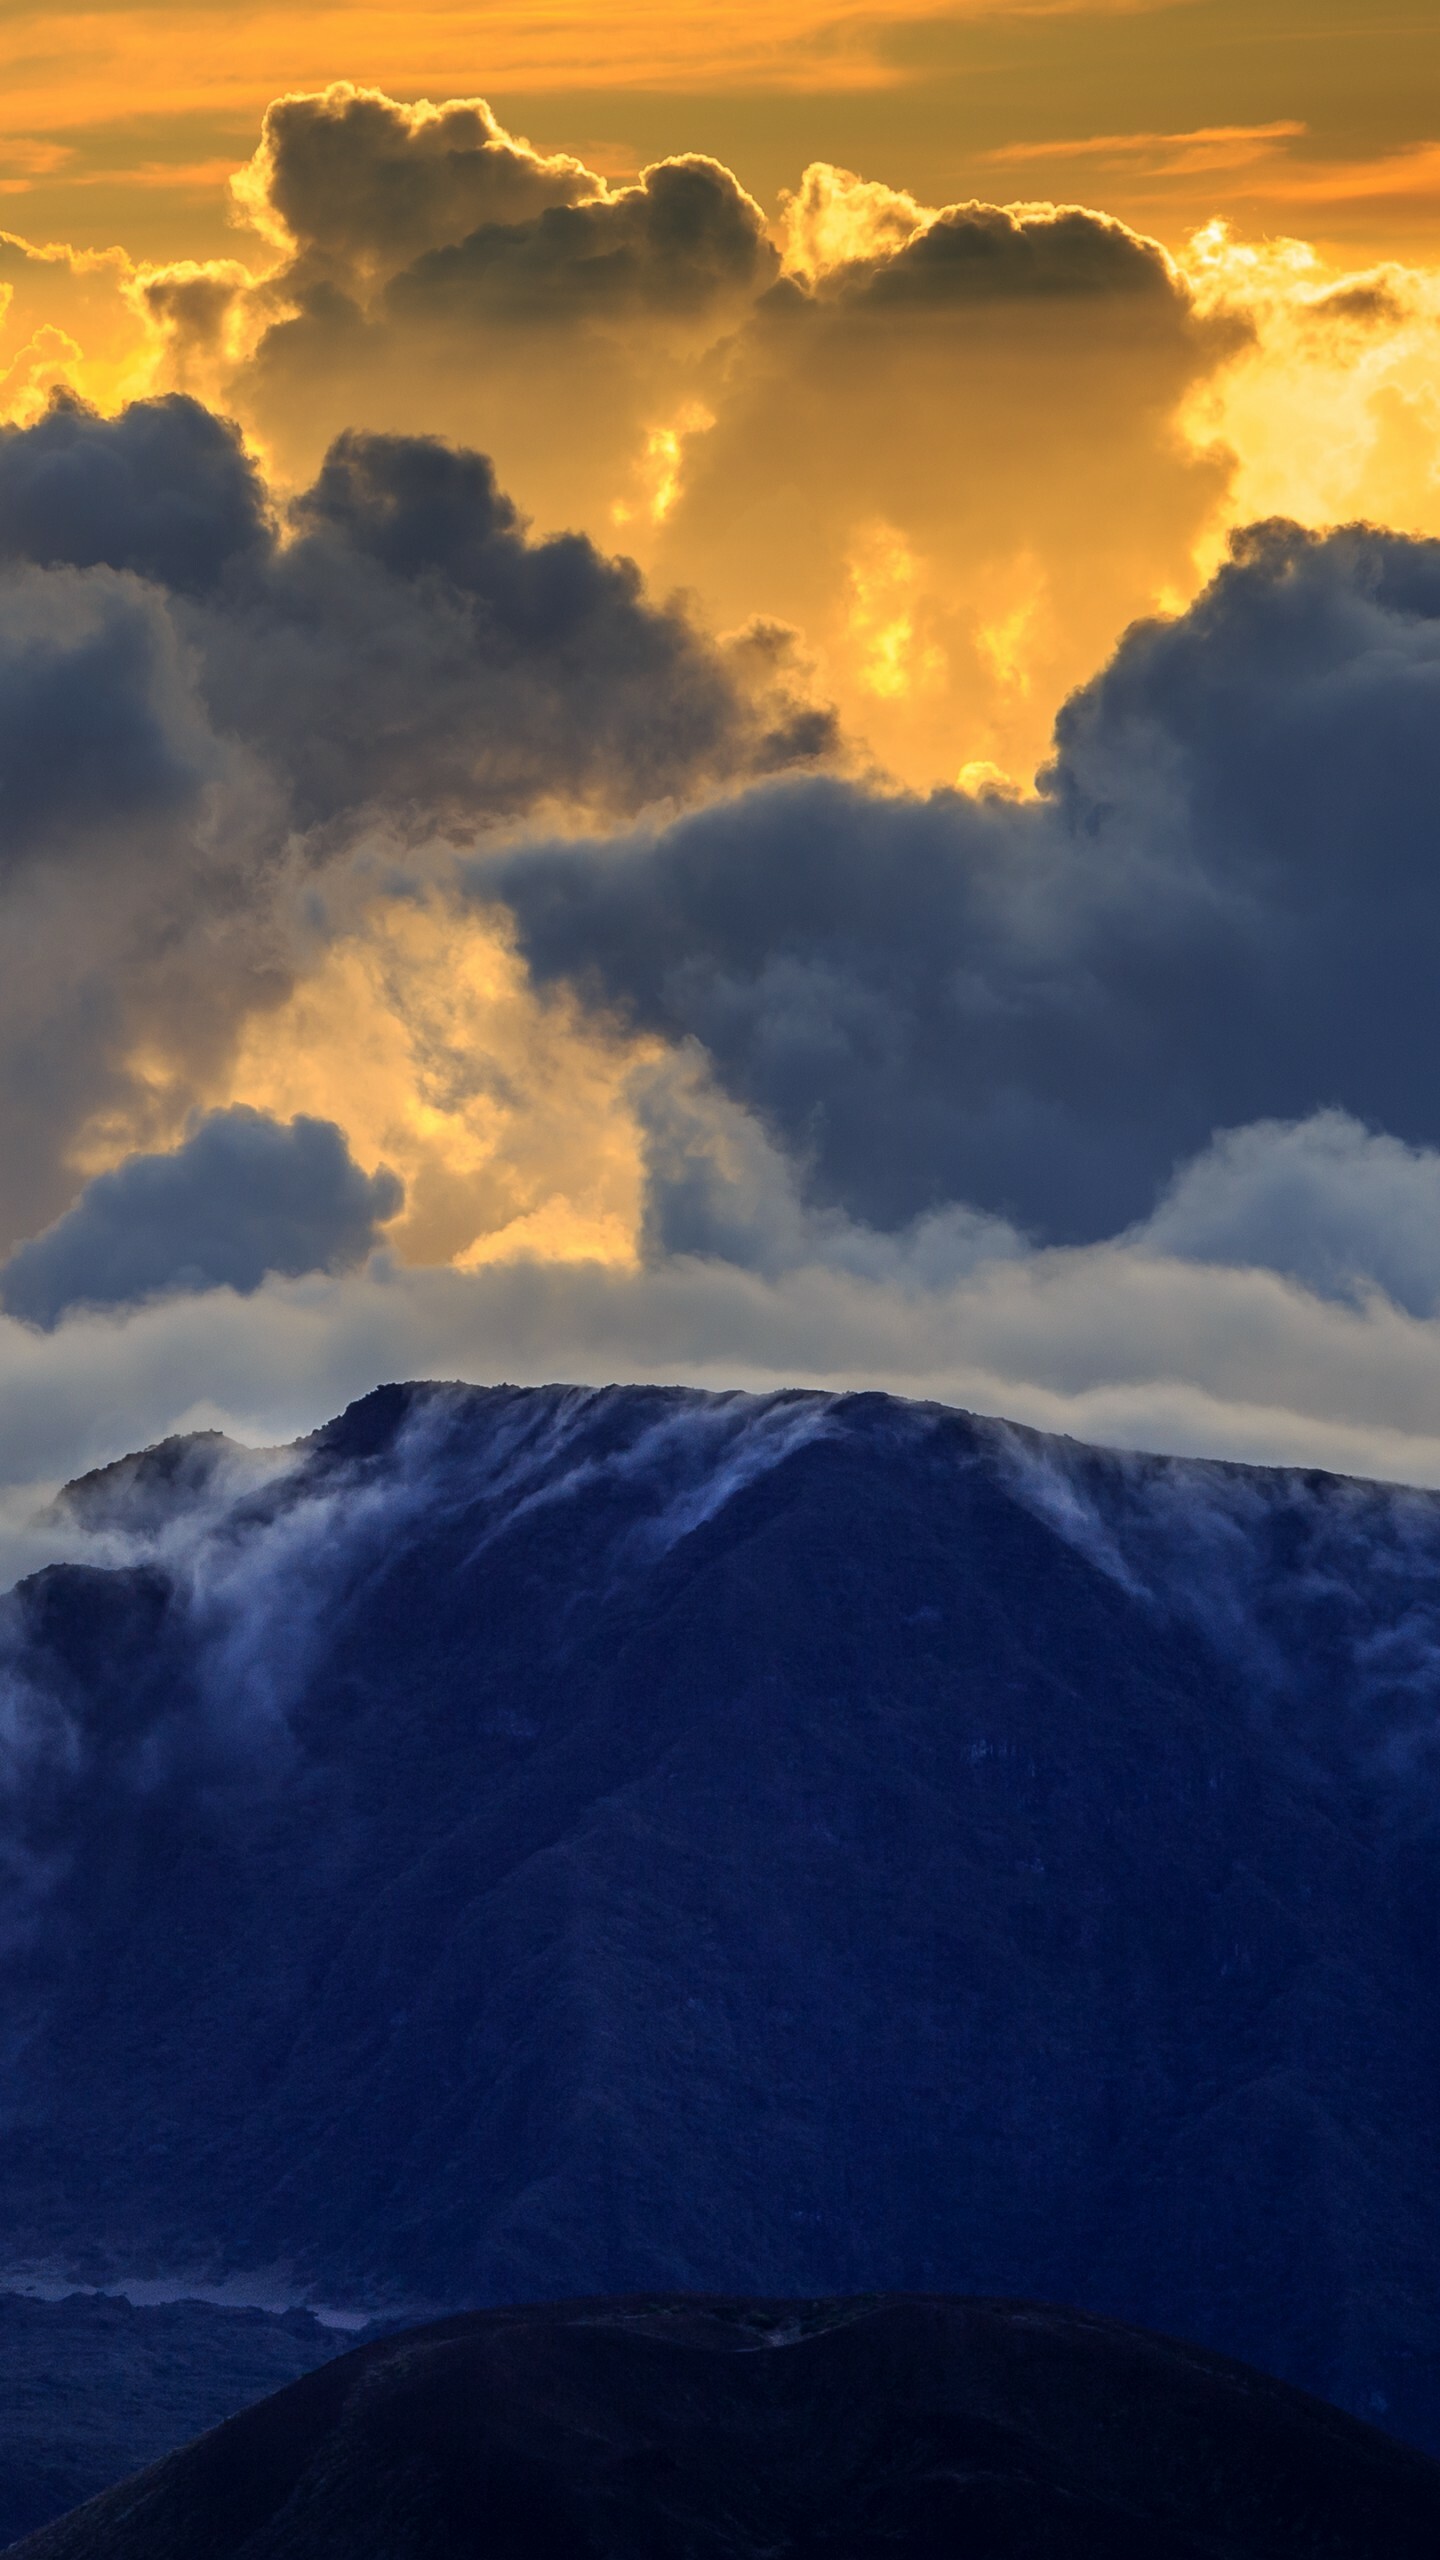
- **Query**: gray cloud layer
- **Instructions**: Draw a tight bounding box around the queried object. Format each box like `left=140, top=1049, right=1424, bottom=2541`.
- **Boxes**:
left=384, top=152, right=778, bottom=333
left=0, top=1108, right=402, bottom=1327
left=497, top=520, right=1440, bottom=1245
left=4, top=1244, right=1440, bottom=1603
left=0, top=390, right=270, bottom=596
left=1135, top=1113, right=1440, bottom=1318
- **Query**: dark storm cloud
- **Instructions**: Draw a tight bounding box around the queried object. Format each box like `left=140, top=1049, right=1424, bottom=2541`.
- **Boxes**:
left=0, top=390, right=831, bottom=1250
left=496, top=519, right=1440, bottom=1246
left=0, top=544, right=276, bottom=1251
left=0, top=390, right=269, bottom=596
left=242, top=86, right=601, bottom=290
left=384, top=155, right=778, bottom=332
left=227, top=103, right=776, bottom=488
left=232, top=85, right=774, bottom=344
left=0, top=565, right=219, bottom=867
left=0, top=1108, right=402, bottom=1327
left=0, top=394, right=831, bottom=835
left=822, top=199, right=1179, bottom=308
left=198, top=425, right=830, bottom=830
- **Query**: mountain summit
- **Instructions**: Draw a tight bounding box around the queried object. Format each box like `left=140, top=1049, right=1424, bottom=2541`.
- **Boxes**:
left=2, top=1383, right=1438, bottom=2446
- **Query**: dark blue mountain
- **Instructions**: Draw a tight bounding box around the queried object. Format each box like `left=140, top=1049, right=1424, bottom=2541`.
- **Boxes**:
left=2, top=1383, right=1438, bottom=2451
left=14, top=2295, right=1440, bottom=2560
left=0, top=2293, right=350, bottom=2547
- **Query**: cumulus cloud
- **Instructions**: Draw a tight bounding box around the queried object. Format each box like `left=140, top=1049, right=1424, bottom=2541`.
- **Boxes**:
left=0, top=233, right=139, bottom=428
left=383, top=152, right=777, bottom=333
left=647, top=190, right=1237, bottom=783
left=137, top=93, right=1235, bottom=786
left=0, top=103, right=1434, bottom=1504
left=0, top=389, right=832, bottom=1252
left=16, top=100, right=1440, bottom=799
left=183, top=90, right=779, bottom=552
left=497, top=519, right=1440, bottom=1246
left=631, top=1042, right=1023, bottom=1284
left=0, top=562, right=221, bottom=869
left=0, top=1109, right=402, bottom=1327
left=201, top=424, right=832, bottom=831
left=813, top=195, right=1181, bottom=305
left=0, top=556, right=282, bottom=1247
left=232, top=86, right=603, bottom=288
left=0, top=388, right=269, bottom=593
left=0, top=394, right=832, bottom=836
left=1134, top=1113, right=1440, bottom=1316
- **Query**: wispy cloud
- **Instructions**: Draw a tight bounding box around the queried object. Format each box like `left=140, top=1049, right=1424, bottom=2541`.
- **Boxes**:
left=1241, top=138, right=1440, bottom=206
left=982, top=121, right=1305, bottom=180
left=0, top=137, right=72, bottom=195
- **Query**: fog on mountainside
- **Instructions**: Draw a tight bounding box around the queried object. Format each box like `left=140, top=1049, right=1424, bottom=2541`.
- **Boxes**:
left=0, top=1380, right=1437, bottom=2462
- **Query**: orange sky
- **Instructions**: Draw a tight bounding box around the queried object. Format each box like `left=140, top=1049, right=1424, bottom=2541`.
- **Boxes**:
left=3, top=0, right=1438, bottom=265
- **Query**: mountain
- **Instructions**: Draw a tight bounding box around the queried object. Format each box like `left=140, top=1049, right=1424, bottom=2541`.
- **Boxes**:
left=0, top=2293, right=355, bottom=2548
left=0, top=1381, right=1438, bottom=2453
left=13, top=2294, right=1440, bottom=2560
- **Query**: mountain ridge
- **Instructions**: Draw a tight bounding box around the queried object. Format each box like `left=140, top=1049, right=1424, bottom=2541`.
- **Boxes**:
left=1, top=1381, right=1437, bottom=2447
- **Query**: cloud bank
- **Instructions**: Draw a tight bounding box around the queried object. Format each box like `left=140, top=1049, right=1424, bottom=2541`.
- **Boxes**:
left=0, top=387, right=832, bottom=1254
left=5, top=1237, right=1440, bottom=1601
left=0, top=85, right=1435, bottom=1511
left=0, top=1109, right=401, bottom=1327
left=498, top=520, right=1440, bottom=1242
left=131, top=89, right=1239, bottom=785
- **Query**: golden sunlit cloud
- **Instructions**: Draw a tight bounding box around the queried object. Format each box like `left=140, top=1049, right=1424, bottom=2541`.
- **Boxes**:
left=1178, top=222, right=1440, bottom=550
left=610, top=400, right=715, bottom=531
left=778, top=161, right=927, bottom=279
left=972, top=553, right=1049, bottom=703
left=216, top=894, right=653, bottom=1273
left=4, top=76, right=1440, bottom=794
left=68, top=882, right=659, bottom=1276
left=845, top=522, right=946, bottom=702
left=0, top=75, right=1438, bottom=1305
left=0, top=231, right=151, bottom=417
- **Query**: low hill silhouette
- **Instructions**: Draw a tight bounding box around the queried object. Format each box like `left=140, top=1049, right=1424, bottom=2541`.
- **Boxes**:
left=12, top=2294, right=1440, bottom=2560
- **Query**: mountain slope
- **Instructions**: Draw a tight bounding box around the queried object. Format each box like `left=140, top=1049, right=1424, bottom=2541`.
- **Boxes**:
left=0, top=1383, right=1437, bottom=2444
left=14, top=2295, right=1440, bottom=2560
left=0, top=2294, right=352, bottom=2548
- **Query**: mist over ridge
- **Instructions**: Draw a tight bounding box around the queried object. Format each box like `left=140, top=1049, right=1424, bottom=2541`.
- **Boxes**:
left=0, top=1377, right=1437, bottom=2456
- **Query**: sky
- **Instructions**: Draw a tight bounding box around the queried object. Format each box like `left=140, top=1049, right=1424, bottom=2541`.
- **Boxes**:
left=0, top=0, right=1439, bottom=1523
